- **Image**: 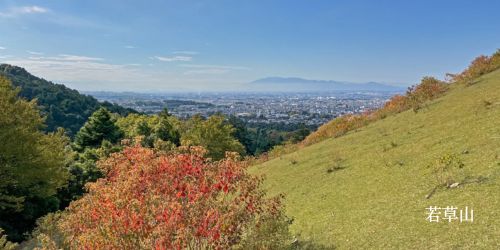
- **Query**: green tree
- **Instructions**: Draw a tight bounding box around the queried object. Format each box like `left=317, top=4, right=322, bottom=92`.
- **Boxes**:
left=74, top=107, right=123, bottom=151
left=181, top=114, right=244, bottom=160
left=116, top=109, right=180, bottom=148
left=155, top=108, right=180, bottom=145
left=0, top=76, right=69, bottom=241
left=289, top=123, right=311, bottom=143
left=227, top=115, right=253, bottom=154
left=58, top=140, right=121, bottom=209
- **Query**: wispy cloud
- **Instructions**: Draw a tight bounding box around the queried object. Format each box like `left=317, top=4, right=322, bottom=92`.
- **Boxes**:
left=173, top=51, right=199, bottom=55
left=19, top=6, right=48, bottom=14
left=57, top=54, right=104, bottom=61
left=0, top=5, right=49, bottom=18
left=25, top=54, right=104, bottom=61
left=180, top=64, right=251, bottom=75
left=26, top=50, right=43, bottom=55
left=2, top=54, right=249, bottom=91
left=183, top=69, right=228, bottom=75
left=124, top=45, right=136, bottom=49
left=152, top=55, right=192, bottom=62
left=0, top=5, right=114, bottom=30
left=2, top=54, right=148, bottom=89
left=0, top=46, right=5, bottom=50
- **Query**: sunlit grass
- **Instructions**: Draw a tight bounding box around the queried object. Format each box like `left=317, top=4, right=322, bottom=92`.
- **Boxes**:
left=251, top=69, right=500, bottom=248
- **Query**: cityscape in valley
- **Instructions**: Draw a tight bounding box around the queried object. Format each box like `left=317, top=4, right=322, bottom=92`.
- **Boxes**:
left=88, top=91, right=396, bottom=126
left=1, top=1, right=499, bottom=249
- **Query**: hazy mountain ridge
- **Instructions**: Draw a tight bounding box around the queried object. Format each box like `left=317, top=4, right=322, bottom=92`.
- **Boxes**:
left=250, top=77, right=406, bottom=92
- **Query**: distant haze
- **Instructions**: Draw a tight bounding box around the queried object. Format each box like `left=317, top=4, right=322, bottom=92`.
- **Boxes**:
left=246, top=77, right=405, bottom=92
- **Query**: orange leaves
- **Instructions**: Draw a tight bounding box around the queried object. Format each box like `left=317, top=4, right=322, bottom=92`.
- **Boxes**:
left=301, top=76, right=449, bottom=147
left=302, top=113, right=371, bottom=145
left=449, top=50, right=500, bottom=85
left=58, top=144, right=279, bottom=249
left=286, top=50, right=500, bottom=151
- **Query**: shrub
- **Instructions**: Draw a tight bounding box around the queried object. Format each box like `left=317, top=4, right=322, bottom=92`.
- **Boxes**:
left=267, top=143, right=299, bottom=159
left=22, top=212, right=67, bottom=250
left=430, top=153, right=465, bottom=187
left=236, top=194, right=293, bottom=250
left=406, top=77, right=448, bottom=112
left=449, top=49, right=500, bottom=85
left=375, top=94, right=408, bottom=117
left=0, top=228, right=17, bottom=250
left=302, top=114, right=371, bottom=146
left=300, top=76, right=448, bottom=146
left=55, top=144, right=287, bottom=249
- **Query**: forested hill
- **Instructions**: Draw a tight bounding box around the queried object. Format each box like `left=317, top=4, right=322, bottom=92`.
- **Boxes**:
left=0, top=64, right=136, bottom=136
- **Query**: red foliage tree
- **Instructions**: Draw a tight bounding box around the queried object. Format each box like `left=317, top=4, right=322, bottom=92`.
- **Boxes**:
left=449, top=50, right=500, bottom=85
left=58, top=145, right=283, bottom=249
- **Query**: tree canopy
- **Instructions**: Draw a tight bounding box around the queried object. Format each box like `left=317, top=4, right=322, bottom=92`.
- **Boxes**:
left=74, top=107, right=123, bottom=151
left=0, top=76, right=70, bottom=240
left=181, top=115, right=245, bottom=160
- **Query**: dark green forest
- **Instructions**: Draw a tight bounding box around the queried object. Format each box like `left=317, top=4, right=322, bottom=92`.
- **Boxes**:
left=0, top=64, right=136, bottom=136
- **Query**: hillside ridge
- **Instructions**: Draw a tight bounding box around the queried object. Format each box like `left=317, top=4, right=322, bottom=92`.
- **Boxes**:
left=252, top=69, right=500, bottom=248
left=0, top=64, right=136, bottom=135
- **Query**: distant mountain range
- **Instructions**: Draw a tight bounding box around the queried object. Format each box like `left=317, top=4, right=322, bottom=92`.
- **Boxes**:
left=249, top=77, right=406, bottom=92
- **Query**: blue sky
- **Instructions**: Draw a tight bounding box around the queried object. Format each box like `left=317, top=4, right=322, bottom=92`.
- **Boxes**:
left=0, top=0, right=499, bottom=91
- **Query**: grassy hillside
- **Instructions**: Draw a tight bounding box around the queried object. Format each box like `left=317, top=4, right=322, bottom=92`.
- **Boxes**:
left=252, top=69, right=500, bottom=248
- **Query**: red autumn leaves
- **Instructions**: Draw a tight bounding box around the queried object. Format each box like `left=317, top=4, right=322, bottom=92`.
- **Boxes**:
left=59, top=145, right=280, bottom=249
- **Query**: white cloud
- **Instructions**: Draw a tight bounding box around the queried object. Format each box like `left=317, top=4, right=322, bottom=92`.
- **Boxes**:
left=25, top=54, right=104, bottom=61
left=57, top=54, right=104, bottom=61
left=124, top=45, right=136, bottom=49
left=0, top=47, right=5, bottom=50
left=0, top=5, right=49, bottom=18
left=19, top=6, right=48, bottom=14
left=153, top=55, right=192, bottom=62
left=173, top=51, right=199, bottom=55
left=26, top=50, right=43, bottom=55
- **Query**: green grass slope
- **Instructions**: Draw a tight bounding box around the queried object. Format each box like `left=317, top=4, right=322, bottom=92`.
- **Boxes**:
left=252, top=70, right=500, bottom=249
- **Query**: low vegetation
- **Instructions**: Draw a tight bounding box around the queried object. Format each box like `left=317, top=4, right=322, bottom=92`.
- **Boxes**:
left=301, top=76, right=448, bottom=146
left=447, top=49, right=500, bottom=85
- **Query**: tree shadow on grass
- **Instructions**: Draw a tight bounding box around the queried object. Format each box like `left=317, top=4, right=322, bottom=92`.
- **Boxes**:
left=290, top=240, right=336, bottom=250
